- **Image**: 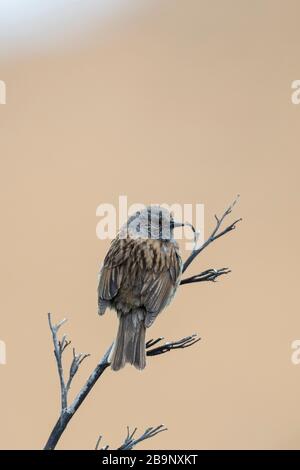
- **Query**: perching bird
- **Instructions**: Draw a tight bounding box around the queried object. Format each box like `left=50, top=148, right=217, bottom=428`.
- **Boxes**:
left=97, top=206, right=184, bottom=371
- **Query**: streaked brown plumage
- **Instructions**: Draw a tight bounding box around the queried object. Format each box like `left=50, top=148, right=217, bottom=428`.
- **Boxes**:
left=98, top=206, right=183, bottom=371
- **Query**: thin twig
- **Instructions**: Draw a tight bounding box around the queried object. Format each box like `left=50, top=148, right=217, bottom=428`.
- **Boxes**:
left=47, top=313, right=90, bottom=412
left=95, top=435, right=103, bottom=450
left=145, top=337, right=164, bottom=348
left=146, top=334, right=200, bottom=356
left=44, top=340, right=112, bottom=450
left=96, top=425, right=167, bottom=451
left=66, top=348, right=90, bottom=393
left=182, top=195, right=241, bottom=273
left=181, top=268, right=231, bottom=285
left=47, top=313, right=68, bottom=411
left=118, top=425, right=167, bottom=450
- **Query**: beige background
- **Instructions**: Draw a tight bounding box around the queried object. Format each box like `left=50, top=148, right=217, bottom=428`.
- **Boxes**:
left=0, top=0, right=300, bottom=450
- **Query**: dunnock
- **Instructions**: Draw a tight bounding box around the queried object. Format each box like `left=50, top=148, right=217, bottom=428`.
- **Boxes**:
left=98, top=206, right=183, bottom=371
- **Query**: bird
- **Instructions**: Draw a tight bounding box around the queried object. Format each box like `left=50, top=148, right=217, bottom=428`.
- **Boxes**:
left=97, top=205, right=184, bottom=371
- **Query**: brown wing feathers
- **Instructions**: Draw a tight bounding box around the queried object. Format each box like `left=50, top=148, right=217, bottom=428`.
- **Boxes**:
left=98, top=236, right=181, bottom=369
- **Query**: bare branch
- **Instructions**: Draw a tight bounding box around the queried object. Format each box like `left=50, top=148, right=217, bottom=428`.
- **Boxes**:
left=118, top=425, right=167, bottom=450
left=45, top=197, right=240, bottom=450
left=47, top=312, right=68, bottom=411
left=180, top=268, right=231, bottom=285
left=44, top=317, right=199, bottom=450
left=44, top=339, right=112, bottom=450
left=66, top=348, right=90, bottom=392
left=59, top=334, right=71, bottom=354
left=146, top=334, right=200, bottom=356
left=47, top=313, right=91, bottom=413
left=55, top=317, right=68, bottom=330
left=145, top=337, right=164, bottom=348
left=95, top=435, right=103, bottom=451
left=96, top=425, right=167, bottom=451
left=182, top=195, right=241, bottom=273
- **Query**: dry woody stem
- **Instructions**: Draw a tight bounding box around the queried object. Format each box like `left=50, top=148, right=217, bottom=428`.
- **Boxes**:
left=44, top=197, right=241, bottom=450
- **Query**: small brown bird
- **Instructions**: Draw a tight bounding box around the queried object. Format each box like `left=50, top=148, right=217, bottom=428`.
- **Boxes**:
left=98, top=206, right=184, bottom=371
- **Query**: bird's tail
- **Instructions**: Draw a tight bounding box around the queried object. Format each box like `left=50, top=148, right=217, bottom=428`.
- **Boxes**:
left=111, top=309, right=146, bottom=371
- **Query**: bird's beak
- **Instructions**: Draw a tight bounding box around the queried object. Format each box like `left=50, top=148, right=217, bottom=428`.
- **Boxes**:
left=172, top=220, right=199, bottom=247
left=172, top=221, right=185, bottom=228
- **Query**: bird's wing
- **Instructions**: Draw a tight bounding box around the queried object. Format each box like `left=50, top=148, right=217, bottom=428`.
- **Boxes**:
left=98, top=237, right=132, bottom=314
left=142, top=245, right=182, bottom=327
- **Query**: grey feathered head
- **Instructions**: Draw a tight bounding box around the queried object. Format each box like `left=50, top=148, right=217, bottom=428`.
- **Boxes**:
left=121, top=206, right=184, bottom=240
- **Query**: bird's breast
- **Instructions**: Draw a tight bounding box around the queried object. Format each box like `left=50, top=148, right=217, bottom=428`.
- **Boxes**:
left=111, top=238, right=180, bottom=315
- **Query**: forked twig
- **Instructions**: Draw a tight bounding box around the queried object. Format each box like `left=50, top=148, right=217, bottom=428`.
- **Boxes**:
left=96, top=425, right=167, bottom=450
left=182, top=195, right=242, bottom=274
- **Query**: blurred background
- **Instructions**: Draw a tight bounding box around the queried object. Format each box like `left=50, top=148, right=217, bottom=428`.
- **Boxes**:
left=0, top=0, right=300, bottom=450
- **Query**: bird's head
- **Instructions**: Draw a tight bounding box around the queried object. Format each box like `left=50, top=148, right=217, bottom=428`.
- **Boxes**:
left=124, top=205, right=184, bottom=241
